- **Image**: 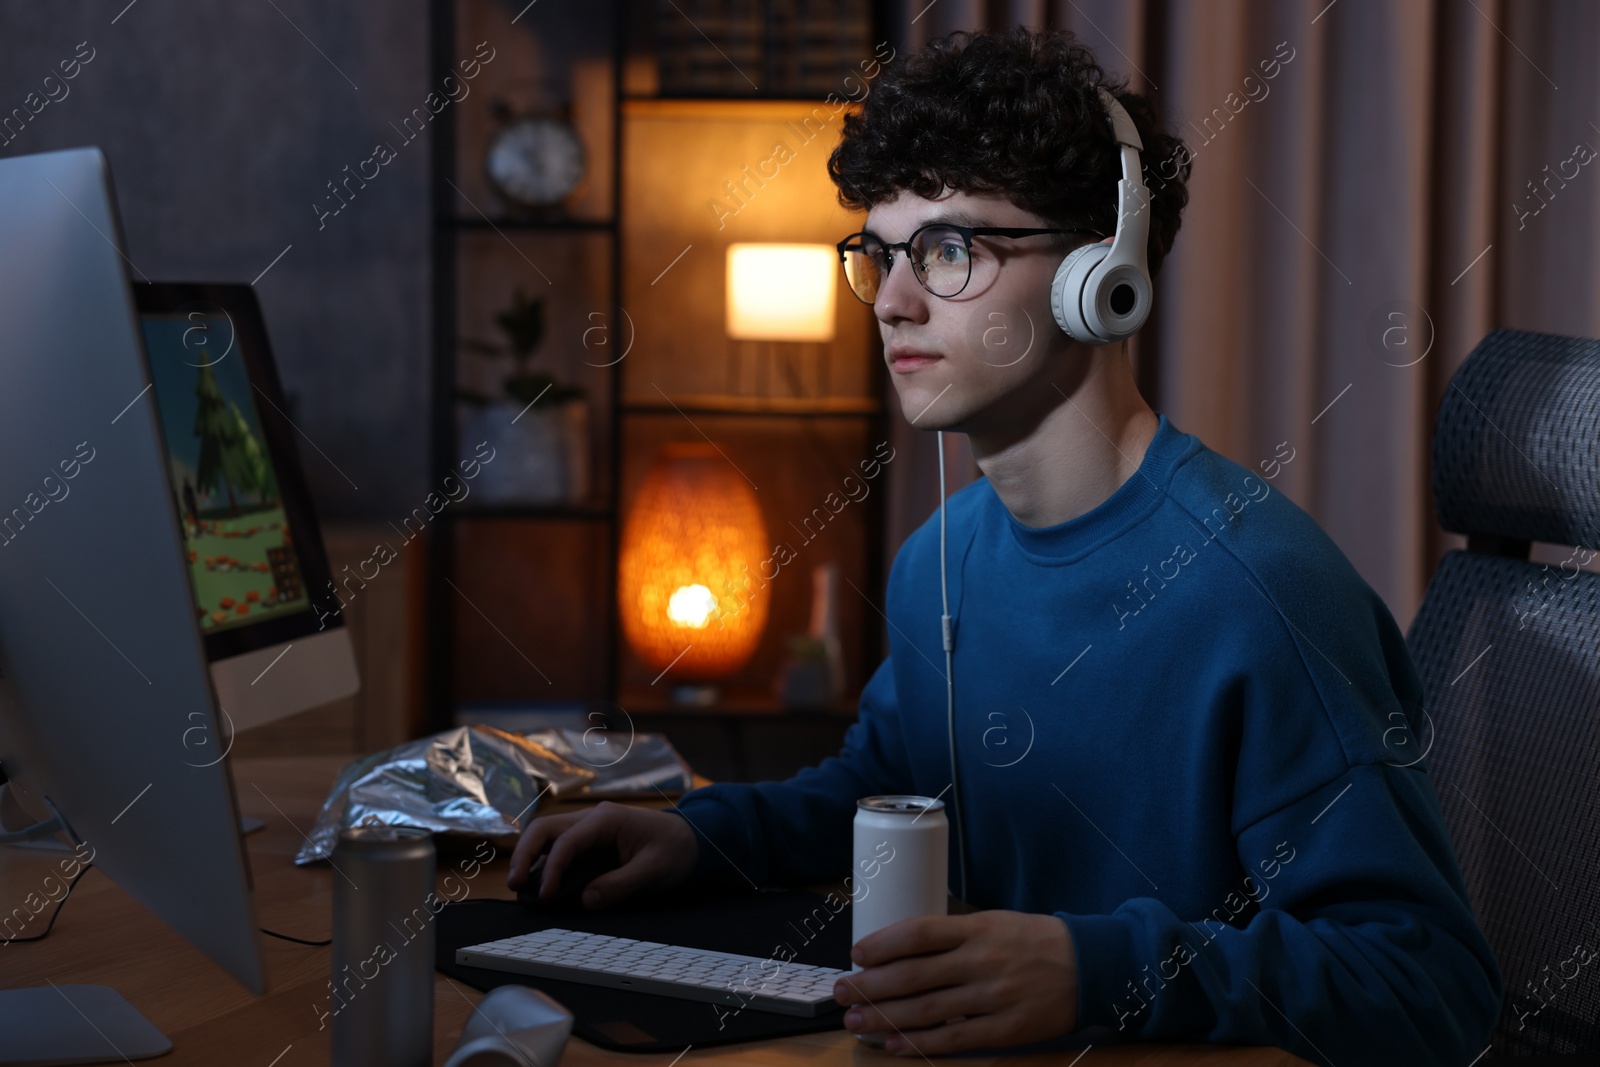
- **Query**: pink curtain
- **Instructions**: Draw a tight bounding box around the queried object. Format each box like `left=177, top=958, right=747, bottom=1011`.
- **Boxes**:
left=878, top=0, right=1600, bottom=629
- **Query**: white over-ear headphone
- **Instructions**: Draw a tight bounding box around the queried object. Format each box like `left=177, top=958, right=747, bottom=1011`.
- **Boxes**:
left=1049, top=87, right=1153, bottom=344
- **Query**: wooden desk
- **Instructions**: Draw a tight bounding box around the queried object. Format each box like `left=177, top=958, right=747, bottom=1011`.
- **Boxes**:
left=0, top=756, right=1313, bottom=1066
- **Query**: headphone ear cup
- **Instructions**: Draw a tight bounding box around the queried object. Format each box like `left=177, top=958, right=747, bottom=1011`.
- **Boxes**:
left=1050, top=242, right=1110, bottom=343
left=1085, top=261, right=1152, bottom=343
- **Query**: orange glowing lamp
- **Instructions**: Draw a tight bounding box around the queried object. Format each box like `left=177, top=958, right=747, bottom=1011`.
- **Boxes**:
left=617, top=442, right=770, bottom=692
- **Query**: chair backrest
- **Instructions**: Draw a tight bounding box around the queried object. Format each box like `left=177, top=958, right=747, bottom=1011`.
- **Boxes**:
left=1406, top=328, right=1600, bottom=1057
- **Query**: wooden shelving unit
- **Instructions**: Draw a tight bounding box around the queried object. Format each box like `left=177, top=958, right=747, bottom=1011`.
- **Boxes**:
left=425, top=0, right=891, bottom=780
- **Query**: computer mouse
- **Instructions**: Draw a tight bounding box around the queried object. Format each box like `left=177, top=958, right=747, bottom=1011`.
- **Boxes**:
left=516, top=843, right=622, bottom=911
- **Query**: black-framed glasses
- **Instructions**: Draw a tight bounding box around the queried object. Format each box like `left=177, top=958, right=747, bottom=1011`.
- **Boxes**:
left=836, top=223, right=1104, bottom=303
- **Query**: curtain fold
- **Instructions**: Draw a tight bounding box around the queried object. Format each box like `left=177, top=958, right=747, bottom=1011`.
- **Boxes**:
left=877, top=0, right=1600, bottom=629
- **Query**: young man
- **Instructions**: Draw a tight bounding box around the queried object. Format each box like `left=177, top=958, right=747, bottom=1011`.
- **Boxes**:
left=508, top=27, right=1502, bottom=1065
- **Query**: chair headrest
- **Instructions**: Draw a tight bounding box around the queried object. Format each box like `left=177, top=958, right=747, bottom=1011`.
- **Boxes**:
left=1434, top=327, right=1600, bottom=548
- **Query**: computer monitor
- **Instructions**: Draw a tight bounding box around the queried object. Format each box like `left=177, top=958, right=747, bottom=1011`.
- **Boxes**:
left=132, top=282, right=359, bottom=733
left=0, top=146, right=332, bottom=1060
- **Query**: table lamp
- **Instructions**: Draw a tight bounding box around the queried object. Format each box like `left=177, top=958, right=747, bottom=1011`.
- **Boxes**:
left=617, top=442, right=770, bottom=704
left=725, top=243, right=836, bottom=393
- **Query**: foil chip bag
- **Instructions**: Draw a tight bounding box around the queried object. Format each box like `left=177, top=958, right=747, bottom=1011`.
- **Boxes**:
left=294, top=724, right=693, bottom=865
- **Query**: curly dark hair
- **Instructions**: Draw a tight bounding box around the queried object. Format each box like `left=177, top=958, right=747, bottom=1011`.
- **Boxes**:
left=828, top=27, right=1191, bottom=278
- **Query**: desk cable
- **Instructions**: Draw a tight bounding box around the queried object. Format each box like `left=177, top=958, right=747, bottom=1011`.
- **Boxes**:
left=0, top=859, right=330, bottom=947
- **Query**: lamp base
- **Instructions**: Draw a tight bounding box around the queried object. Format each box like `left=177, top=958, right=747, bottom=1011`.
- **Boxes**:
left=669, top=683, right=720, bottom=707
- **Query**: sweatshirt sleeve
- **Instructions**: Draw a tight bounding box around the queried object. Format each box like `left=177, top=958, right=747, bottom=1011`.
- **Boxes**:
left=664, top=654, right=917, bottom=890
left=1058, top=761, right=1504, bottom=1067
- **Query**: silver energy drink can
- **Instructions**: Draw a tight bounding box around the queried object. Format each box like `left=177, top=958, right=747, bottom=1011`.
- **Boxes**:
left=851, top=795, right=948, bottom=1047
left=328, top=825, right=437, bottom=1067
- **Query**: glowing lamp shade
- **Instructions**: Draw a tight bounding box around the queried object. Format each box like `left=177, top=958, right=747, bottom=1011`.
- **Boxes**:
left=617, top=442, right=770, bottom=681
left=725, top=243, right=837, bottom=341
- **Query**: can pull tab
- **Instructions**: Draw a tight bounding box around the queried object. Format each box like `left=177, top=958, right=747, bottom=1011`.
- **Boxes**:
left=941, top=613, right=955, bottom=653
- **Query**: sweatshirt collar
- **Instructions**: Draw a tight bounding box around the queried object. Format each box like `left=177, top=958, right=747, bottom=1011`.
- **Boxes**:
left=995, top=412, right=1193, bottom=564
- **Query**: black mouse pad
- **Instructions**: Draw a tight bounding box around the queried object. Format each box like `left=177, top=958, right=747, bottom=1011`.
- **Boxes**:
left=434, top=886, right=852, bottom=1053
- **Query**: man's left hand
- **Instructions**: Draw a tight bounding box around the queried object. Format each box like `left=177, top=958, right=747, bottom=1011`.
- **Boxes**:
left=831, top=910, right=1079, bottom=1056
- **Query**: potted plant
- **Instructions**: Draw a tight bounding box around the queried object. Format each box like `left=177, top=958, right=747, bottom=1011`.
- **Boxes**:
left=457, top=288, right=589, bottom=503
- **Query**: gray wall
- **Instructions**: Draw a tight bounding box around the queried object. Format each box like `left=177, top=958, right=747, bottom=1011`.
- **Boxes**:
left=0, top=0, right=432, bottom=516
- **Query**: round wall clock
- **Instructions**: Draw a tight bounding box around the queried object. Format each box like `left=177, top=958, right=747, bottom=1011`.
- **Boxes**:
left=485, top=107, right=586, bottom=209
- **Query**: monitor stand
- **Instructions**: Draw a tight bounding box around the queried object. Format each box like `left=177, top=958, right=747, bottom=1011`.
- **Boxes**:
left=0, top=794, right=173, bottom=1063
left=1, top=767, right=264, bottom=846
left=0, top=985, right=171, bottom=1064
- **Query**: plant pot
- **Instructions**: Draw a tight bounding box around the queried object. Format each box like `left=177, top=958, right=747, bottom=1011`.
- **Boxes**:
left=458, top=399, right=590, bottom=505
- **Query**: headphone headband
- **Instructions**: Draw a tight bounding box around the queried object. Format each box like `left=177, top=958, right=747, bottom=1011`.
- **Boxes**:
left=1095, top=88, right=1151, bottom=308
left=1099, top=85, right=1144, bottom=151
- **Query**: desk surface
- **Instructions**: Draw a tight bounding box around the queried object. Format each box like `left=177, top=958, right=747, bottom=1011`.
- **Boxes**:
left=0, top=756, right=1313, bottom=1066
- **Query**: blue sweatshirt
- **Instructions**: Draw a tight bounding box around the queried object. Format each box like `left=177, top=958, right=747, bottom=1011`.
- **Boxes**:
left=669, top=412, right=1502, bottom=1066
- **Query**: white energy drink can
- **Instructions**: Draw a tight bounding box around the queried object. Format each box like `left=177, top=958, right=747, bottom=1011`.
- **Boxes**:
left=329, top=825, right=436, bottom=1067
left=851, top=794, right=949, bottom=963
left=851, top=796, right=948, bottom=1046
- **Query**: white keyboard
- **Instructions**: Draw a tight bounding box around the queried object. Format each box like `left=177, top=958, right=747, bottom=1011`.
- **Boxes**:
left=456, top=927, right=851, bottom=1017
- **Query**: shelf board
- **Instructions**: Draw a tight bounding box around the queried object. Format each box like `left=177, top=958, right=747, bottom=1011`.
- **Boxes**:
left=621, top=394, right=883, bottom=418
left=439, top=216, right=615, bottom=232
left=622, top=94, right=856, bottom=106
left=448, top=503, right=614, bottom=521
left=616, top=687, right=858, bottom=718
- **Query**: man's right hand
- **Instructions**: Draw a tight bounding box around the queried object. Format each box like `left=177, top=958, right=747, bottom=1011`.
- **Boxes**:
left=506, top=800, right=701, bottom=909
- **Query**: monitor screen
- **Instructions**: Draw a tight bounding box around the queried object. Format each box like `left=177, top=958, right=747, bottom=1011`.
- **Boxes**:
left=0, top=147, right=266, bottom=999
left=130, top=282, right=344, bottom=669
left=131, top=281, right=357, bottom=731
left=140, top=309, right=310, bottom=635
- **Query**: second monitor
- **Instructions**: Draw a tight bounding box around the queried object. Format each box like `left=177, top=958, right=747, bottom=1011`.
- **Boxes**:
left=134, top=283, right=358, bottom=734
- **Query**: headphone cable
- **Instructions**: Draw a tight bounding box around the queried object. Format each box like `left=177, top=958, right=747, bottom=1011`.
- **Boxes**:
left=937, top=431, right=969, bottom=903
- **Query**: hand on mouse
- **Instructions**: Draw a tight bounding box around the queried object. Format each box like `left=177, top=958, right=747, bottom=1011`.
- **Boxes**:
left=506, top=801, right=700, bottom=908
